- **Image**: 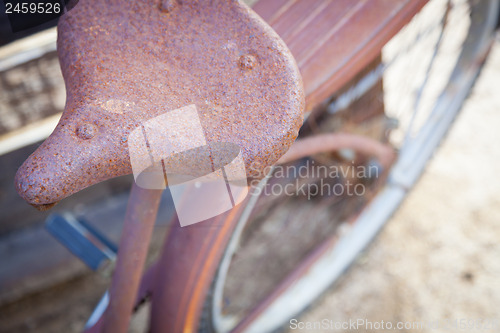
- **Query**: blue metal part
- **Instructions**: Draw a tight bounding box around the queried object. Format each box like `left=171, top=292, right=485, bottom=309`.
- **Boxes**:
left=45, top=213, right=117, bottom=271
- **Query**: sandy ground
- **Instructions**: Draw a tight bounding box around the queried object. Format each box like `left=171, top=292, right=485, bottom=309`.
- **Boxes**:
left=285, top=40, right=500, bottom=333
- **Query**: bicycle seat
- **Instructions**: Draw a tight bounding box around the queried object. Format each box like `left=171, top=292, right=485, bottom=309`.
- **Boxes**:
left=14, top=0, right=304, bottom=208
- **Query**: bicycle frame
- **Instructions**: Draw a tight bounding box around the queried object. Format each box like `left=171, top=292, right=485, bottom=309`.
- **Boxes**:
left=79, top=1, right=430, bottom=332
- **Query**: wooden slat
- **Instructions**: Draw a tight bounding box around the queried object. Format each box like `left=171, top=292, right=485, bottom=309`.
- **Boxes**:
left=286, top=0, right=361, bottom=62
left=252, top=0, right=294, bottom=24
left=253, top=0, right=429, bottom=110
left=268, top=1, right=327, bottom=41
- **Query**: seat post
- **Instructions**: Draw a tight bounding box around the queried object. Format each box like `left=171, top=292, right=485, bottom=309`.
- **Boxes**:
left=102, top=183, right=163, bottom=333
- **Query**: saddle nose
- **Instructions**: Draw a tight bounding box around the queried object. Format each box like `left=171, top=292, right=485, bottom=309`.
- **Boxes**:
left=15, top=0, right=304, bottom=208
left=14, top=102, right=133, bottom=208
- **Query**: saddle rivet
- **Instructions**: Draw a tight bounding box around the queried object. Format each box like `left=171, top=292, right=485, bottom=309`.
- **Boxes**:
left=159, top=0, right=176, bottom=13
left=239, top=54, right=256, bottom=70
left=76, top=123, right=97, bottom=140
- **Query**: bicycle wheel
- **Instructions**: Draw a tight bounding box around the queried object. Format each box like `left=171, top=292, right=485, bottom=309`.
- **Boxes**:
left=199, top=0, right=499, bottom=332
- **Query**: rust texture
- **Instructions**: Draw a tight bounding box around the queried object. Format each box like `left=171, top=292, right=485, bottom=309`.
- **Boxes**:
left=150, top=193, right=249, bottom=333
left=102, top=183, right=162, bottom=333
left=14, top=0, right=305, bottom=206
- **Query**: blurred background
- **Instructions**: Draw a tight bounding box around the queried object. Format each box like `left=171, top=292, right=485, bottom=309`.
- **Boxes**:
left=287, top=40, right=500, bottom=332
left=0, top=1, right=499, bottom=332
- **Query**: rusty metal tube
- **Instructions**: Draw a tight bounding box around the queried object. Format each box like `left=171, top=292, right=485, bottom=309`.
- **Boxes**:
left=102, top=183, right=163, bottom=333
left=278, top=133, right=395, bottom=168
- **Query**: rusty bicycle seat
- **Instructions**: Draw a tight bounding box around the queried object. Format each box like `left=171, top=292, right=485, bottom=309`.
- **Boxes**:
left=14, top=0, right=304, bottom=208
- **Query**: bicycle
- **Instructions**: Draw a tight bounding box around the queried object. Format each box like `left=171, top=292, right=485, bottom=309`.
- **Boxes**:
left=11, top=0, right=500, bottom=332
